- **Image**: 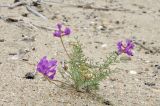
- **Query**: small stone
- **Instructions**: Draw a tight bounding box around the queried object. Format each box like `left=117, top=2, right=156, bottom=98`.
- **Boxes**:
left=129, top=71, right=137, bottom=75
left=115, top=20, right=120, bottom=24
left=154, top=65, right=159, bottom=67
left=134, top=25, right=137, bottom=28
left=144, top=82, right=155, bottom=86
left=142, top=11, right=147, bottom=13
left=22, top=13, right=28, bottom=17
left=97, top=26, right=103, bottom=29
left=14, top=0, right=20, bottom=3
left=149, top=50, right=153, bottom=53
left=6, top=18, right=18, bottom=22
left=95, top=46, right=98, bottom=49
left=32, top=47, right=36, bottom=51
left=24, top=72, right=35, bottom=79
left=51, top=16, right=57, bottom=20
left=157, top=66, right=160, bottom=69
left=90, top=21, right=96, bottom=25
left=145, top=51, right=149, bottom=54
left=109, top=77, right=117, bottom=81
left=97, top=25, right=106, bottom=31
left=142, top=41, right=146, bottom=45
left=94, top=41, right=103, bottom=44
left=144, top=68, right=149, bottom=71
left=103, top=100, right=112, bottom=105
left=22, top=34, right=25, bottom=37
left=150, top=65, right=153, bottom=67
left=101, top=44, right=107, bottom=49
left=144, top=60, right=150, bottom=63
left=0, top=39, right=5, bottom=42
left=9, top=53, right=17, bottom=55
left=22, top=59, right=29, bottom=61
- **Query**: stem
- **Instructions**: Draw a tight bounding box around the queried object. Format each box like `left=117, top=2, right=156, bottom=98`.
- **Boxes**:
left=46, top=77, right=75, bottom=90
left=60, top=37, right=71, bottom=59
left=53, top=80, right=71, bottom=86
left=45, top=76, right=71, bottom=86
left=47, top=79, right=62, bottom=88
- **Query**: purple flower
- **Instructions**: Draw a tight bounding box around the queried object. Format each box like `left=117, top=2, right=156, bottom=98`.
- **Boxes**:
left=117, top=39, right=134, bottom=56
left=53, top=23, right=71, bottom=37
left=37, top=56, right=57, bottom=80
left=64, top=27, right=71, bottom=35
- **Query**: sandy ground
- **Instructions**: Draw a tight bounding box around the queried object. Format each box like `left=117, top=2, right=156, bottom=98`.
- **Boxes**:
left=0, top=0, right=160, bottom=106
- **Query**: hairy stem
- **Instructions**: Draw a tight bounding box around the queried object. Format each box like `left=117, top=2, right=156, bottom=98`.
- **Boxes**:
left=53, top=79, right=71, bottom=86
left=60, top=37, right=71, bottom=59
left=45, top=76, right=71, bottom=87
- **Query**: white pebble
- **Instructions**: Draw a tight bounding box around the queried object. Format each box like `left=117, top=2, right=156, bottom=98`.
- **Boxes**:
left=97, top=25, right=103, bottom=30
left=90, top=21, right=95, bottom=25
left=101, top=44, right=107, bottom=49
left=129, top=71, right=137, bottom=75
left=145, top=60, right=150, bottom=63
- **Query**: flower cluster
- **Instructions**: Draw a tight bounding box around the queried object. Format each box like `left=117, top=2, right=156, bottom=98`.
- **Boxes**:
left=37, top=56, right=57, bottom=80
left=53, top=23, right=71, bottom=37
left=117, top=39, right=134, bottom=56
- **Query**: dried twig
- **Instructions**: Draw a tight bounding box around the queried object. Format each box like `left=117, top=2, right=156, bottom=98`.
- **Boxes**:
left=40, top=0, right=64, bottom=4
left=134, top=41, right=153, bottom=52
left=9, top=1, right=27, bottom=9
left=26, top=5, right=47, bottom=20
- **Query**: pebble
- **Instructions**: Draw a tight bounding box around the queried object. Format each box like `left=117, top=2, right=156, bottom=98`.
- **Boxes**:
left=97, top=25, right=103, bottom=29
left=90, top=21, right=96, bottom=25
left=24, top=72, right=35, bottom=79
left=103, top=100, right=112, bottom=105
left=144, top=82, right=155, bottom=86
left=144, top=60, right=150, bottom=63
left=154, top=64, right=159, bottom=67
left=144, top=68, right=149, bottom=71
left=134, top=25, right=137, bottom=28
left=157, top=66, right=160, bottom=69
left=142, top=11, right=147, bottom=13
left=129, top=71, right=137, bottom=75
left=0, top=39, right=5, bottom=42
left=9, top=53, right=17, bottom=55
left=145, top=51, right=149, bottom=54
left=101, top=44, right=107, bottom=49
left=97, top=25, right=106, bottom=31
left=32, top=47, right=36, bottom=51
left=22, top=13, right=28, bottom=17
left=115, top=20, right=120, bottom=24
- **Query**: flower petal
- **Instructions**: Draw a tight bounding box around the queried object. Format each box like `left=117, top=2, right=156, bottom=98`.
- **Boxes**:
left=117, top=41, right=123, bottom=54
left=53, top=31, right=61, bottom=37
left=64, top=27, right=71, bottom=35
left=57, top=23, right=62, bottom=30
left=126, top=50, right=133, bottom=56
